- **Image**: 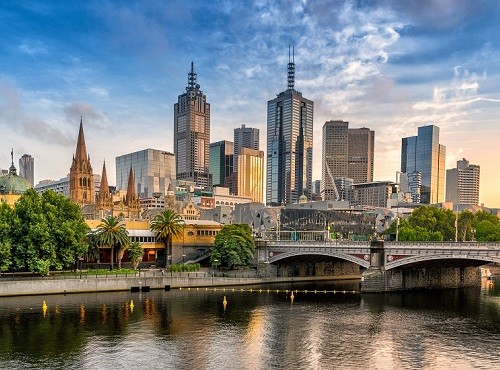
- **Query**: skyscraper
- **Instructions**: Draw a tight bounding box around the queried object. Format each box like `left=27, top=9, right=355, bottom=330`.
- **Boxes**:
left=348, top=127, right=374, bottom=183
left=174, top=62, right=211, bottom=189
left=401, top=125, right=446, bottom=204
left=209, top=140, right=234, bottom=187
left=321, top=120, right=374, bottom=200
left=237, top=148, right=264, bottom=203
left=115, top=148, right=176, bottom=199
left=322, top=120, right=348, bottom=200
left=19, top=154, right=34, bottom=187
left=266, top=48, right=313, bottom=205
left=234, top=124, right=259, bottom=171
left=446, top=158, right=480, bottom=205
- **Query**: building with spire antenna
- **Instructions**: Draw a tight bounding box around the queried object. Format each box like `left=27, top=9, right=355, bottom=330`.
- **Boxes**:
left=266, top=46, right=314, bottom=205
left=0, top=149, right=32, bottom=206
left=69, top=117, right=94, bottom=206
left=174, top=62, right=212, bottom=189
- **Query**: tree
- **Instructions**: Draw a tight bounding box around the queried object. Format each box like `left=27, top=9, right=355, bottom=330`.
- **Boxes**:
left=8, top=189, right=89, bottom=275
left=0, top=202, right=12, bottom=272
left=95, top=216, right=129, bottom=270
left=128, top=241, right=144, bottom=270
left=84, top=231, right=101, bottom=262
left=211, top=224, right=255, bottom=269
left=150, top=210, right=185, bottom=267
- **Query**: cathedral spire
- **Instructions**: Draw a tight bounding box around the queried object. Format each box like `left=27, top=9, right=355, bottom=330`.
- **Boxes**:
left=126, top=167, right=136, bottom=200
left=99, top=161, right=109, bottom=197
left=75, top=116, right=88, bottom=161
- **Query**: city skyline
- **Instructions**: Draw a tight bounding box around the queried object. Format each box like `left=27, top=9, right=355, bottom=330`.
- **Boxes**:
left=1, top=1, right=500, bottom=206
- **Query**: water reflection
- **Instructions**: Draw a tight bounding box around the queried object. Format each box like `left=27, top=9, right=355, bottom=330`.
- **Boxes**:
left=0, top=279, right=498, bottom=369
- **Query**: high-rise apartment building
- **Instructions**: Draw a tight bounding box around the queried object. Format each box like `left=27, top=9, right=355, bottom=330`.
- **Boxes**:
left=401, top=125, right=446, bottom=204
left=234, top=124, right=259, bottom=172
left=209, top=140, right=234, bottom=187
left=237, top=148, right=264, bottom=203
left=174, top=62, right=211, bottom=189
left=321, top=120, right=374, bottom=200
left=116, top=148, right=176, bottom=199
left=19, top=154, right=34, bottom=187
left=266, top=48, right=313, bottom=205
left=446, top=158, right=480, bottom=205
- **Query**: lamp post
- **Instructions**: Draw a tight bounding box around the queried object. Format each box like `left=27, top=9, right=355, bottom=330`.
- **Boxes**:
left=395, top=217, right=400, bottom=242
left=213, top=259, right=219, bottom=275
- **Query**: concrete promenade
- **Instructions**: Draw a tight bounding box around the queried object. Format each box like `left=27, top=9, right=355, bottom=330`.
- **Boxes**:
left=0, top=272, right=361, bottom=297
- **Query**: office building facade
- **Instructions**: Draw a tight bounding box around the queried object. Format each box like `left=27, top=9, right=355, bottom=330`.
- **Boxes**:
left=209, top=140, right=234, bottom=187
left=174, top=62, right=211, bottom=189
left=234, top=124, right=259, bottom=172
left=401, top=125, right=446, bottom=204
left=116, top=148, right=176, bottom=199
left=446, top=158, right=480, bottom=205
left=266, top=49, right=313, bottom=205
left=19, top=154, right=34, bottom=187
left=348, top=127, right=374, bottom=183
left=237, top=148, right=264, bottom=203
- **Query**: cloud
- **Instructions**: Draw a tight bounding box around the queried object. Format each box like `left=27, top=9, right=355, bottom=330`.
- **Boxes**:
left=63, top=102, right=108, bottom=130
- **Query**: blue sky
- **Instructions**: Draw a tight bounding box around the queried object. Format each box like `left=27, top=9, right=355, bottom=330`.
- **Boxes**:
left=1, top=0, right=500, bottom=206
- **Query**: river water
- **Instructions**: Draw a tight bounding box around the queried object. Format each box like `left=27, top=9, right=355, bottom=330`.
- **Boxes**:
left=0, top=278, right=498, bottom=370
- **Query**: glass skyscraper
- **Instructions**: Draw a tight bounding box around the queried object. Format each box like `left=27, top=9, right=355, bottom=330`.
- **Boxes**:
left=115, top=148, right=175, bottom=199
left=19, top=154, right=34, bottom=187
left=266, top=49, right=313, bottom=205
left=401, top=125, right=446, bottom=204
left=174, top=62, right=211, bottom=189
left=209, top=140, right=234, bottom=187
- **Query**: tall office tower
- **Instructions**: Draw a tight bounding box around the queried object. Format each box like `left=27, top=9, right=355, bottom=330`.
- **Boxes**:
left=266, top=48, right=313, bottom=205
left=69, top=117, right=94, bottom=206
left=116, top=148, right=176, bottom=199
left=321, top=121, right=375, bottom=201
left=234, top=124, right=259, bottom=171
left=401, top=125, right=446, bottom=204
left=174, top=62, right=211, bottom=189
left=399, top=171, right=421, bottom=203
left=446, top=158, right=480, bottom=205
left=209, top=140, right=234, bottom=187
left=19, top=154, right=34, bottom=187
left=237, top=148, right=264, bottom=203
left=348, top=127, right=374, bottom=183
left=321, top=120, right=348, bottom=200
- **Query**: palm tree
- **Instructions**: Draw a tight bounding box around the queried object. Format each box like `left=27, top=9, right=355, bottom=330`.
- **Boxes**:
left=95, top=216, right=129, bottom=270
left=150, top=210, right=185, bottom=268
left=128, top=241, right=144, bottom=270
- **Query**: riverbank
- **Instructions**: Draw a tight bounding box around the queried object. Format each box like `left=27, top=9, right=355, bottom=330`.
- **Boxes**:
left=0, top=272, right=361, bottom=297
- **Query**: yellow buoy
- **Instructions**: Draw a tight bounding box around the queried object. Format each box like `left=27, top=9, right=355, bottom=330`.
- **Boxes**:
left=130, top=300, right=134, bottom=313
left=290, top=291, right=295, bottom=303
left=42, top=301, right=48, bottom=317
left=223, top=296, right=228, bottom=310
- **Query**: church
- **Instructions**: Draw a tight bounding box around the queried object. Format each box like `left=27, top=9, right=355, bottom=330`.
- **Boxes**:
left=70, top=118, right=140, bottom=220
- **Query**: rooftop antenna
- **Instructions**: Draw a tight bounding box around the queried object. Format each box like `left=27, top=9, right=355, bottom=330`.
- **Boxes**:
left=187, top=61, right=197, bottom=90
left=287, top=45, right=295, bottom=90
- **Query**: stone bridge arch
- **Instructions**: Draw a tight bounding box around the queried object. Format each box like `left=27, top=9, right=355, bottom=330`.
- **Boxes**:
left=268, top=250, right=370, bottom=268
left=386, top=254, right=500, bottom=270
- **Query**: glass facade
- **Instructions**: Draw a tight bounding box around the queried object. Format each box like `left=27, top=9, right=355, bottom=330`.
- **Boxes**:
left=401, top=125, right=446, bottom=204
left=115, top=149, right=175, bottom=199
left=266, top=90, right=313, bottom=205
left=209, top=140, right=234, bottom=187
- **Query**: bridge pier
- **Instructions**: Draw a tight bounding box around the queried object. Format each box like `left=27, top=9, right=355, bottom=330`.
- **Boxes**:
left=361, top=241, right=481, bottom=292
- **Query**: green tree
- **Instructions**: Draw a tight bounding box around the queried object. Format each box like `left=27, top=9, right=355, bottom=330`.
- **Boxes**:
left=0, top=202, right=12, bottom=272
left=95, top=216, right=129, bottom=270
left=150, top=210, right=185, bottom=268
left=84, top=231, right=101, bottom=262
left=211, top=224, right=255, bottom=269
left=457, top=210, right=476, bottom=241
left=128, top=241, right=144, bottom=270
left=8, top=189, right=89, bottom=275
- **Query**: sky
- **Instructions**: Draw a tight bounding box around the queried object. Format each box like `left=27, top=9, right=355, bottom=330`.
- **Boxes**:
left=1, top=0, right=500, bottom=207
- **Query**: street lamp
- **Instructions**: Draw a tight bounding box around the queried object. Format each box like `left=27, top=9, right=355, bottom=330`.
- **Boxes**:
left=182, top=254, right=186, bottom=263
left=395, top=217, right=400, bottom=242
left=213, top=259, right=219, bottom=275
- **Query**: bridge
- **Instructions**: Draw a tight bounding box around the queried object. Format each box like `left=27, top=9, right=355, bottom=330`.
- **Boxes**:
left=255, top=236, right=500, bottom=292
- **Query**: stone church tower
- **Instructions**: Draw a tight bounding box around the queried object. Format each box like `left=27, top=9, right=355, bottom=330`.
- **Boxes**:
left=96, top=161, right=112, bottom=218
left=69, top=117, right=94, bottom=206
left=125, top=167, right=140, bottom=217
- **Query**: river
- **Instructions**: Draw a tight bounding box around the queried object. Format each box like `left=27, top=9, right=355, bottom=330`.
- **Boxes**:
left=0, top=278, right=498, bottom=369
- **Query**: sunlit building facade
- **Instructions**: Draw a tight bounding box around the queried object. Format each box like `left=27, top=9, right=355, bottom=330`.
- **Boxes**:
left=401, top=125, right=446, bottom=204
left=266, top=49, right=313, bottom=205
left=174, top=62, right=211, bottom=189
left=237, top=148, right=264, bottom=203
left=446, top=158, right=480, bottom=205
